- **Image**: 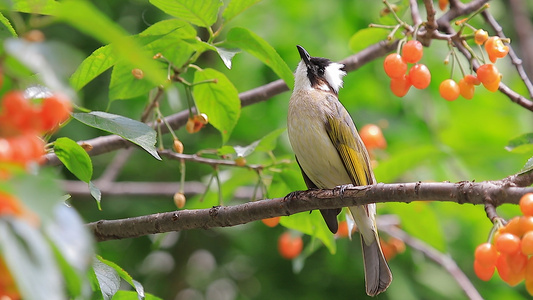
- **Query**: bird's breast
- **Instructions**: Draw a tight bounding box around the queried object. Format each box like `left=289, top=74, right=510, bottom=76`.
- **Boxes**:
left=287, top=91, right=351, bottom=189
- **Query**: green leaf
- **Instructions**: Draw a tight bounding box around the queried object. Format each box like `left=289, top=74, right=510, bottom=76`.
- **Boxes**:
left=226, top=27, right=294, bottom=89
left=96, top=255, right=145, bottom=299
left=89, top=181, right=102, bottom=210
left=222, top=0, right=262, bottom=24
left=72, top=111, right=161, bottom=160
left=54, top=0, right=167, bottom=87
left=0, top=12, right=17, bottom=38
left=109, top=60, right=158, bottom=101
left=256, top=127, right=286, bottom=152
left=0, top=219, right=64, bottom=300
left=217, top=145, right=237, bottom=156
left=193, top=68, right=241, bottom=144
left=149, top=0, right=223, bottom=28
left=140, top=18, right=197, bottom=38
left=70, top=45, right=115, bottom=91
left=54, top=137, right=93, bottom=183
left=349, top=28, right=390, bottom=53
left=113, top=291, right=163, bottom=300
left=506, top=133, right=533, bottom=154
left=280, top=211, right=336, bottom=254
left=10, top=0, right=58, bottom=14
left=93, top=257, right=120, bottom=300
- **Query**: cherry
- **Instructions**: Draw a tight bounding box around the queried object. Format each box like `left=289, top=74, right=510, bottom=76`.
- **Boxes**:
left=495, top=233, right=520, bottom=254
left=485, top=36, right=509, bottom=63
left=390, top=74, right=411, bottom=97
left=359, top=124, right=386, bottom=150
left=520, top=193, right=533, bottom=217
left=439, top=79, right=460, bottom=101
left=401, top=40, right=423, bottom=64
left=383, top=54, right=407, bottom=79
left=40, top=93, right=72, bottom=132
left=474, top=29, right=489, bottom=45
left=458, top=77, right=475, bottom=100
left=278, top=232, right=303, bottom=259
left=262, top=216, right=280, bottom=227
left=408, top=64, right=431, bottom=89
left=475, top=243, right=499, bottom=267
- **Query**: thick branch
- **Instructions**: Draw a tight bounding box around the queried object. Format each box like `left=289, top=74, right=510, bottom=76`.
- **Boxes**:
left=88, top=180, right=533, bottom=242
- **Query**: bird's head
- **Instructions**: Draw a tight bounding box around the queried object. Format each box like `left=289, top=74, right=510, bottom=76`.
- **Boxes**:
left=294, top=45, right=346, bottom=94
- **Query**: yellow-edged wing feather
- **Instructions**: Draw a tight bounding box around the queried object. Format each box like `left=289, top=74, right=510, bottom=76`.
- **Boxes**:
left=324, top=109, right=374, bottom=187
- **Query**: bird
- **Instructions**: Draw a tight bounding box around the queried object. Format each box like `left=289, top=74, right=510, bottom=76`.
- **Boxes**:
left=286, top=45, right=392, bottom=296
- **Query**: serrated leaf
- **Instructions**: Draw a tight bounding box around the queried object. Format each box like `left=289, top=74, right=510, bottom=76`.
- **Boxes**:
left=0, top=12, right=17, bottom=38
left=349, top=28, right=390, bottom=53
left=93, top=258, right=120, bottom=300
left=70, top=45, right=115, bottom=91
left=222, top=0, right=262, bottom=24
left=226, top=27, right=294, bottom=89
left=72, top=111, right=161, bottom=160
left=149, top=0, right=223, bottom=28
left=193, top=68, right=241, bottom=144
left=89, top=181, right=102, bottom=210
left=54, top=137, right=93, bottom=183
left=506, top=133, right=533, bottom=153
left=256, top=127, right=286, bottom=152
left=215, top=47, right=240, bottom=69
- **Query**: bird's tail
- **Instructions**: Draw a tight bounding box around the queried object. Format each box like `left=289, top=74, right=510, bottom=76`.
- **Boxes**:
left=360, top=234, right=392, bottom=296
left=349, top=205, right=392, bottom=296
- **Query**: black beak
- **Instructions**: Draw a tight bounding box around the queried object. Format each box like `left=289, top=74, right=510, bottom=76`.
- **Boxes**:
left=297, top=45, right=311, bottom=67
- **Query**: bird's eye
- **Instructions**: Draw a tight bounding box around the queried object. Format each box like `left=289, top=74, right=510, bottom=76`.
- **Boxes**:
left=317, top=67, right=325, bottom=76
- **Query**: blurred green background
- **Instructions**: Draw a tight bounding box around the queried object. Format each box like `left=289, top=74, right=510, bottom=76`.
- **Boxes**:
left=31, top=0, right=533, bottom=299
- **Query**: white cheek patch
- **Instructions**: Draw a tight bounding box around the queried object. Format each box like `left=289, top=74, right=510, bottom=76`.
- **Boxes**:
left=324, top=62, right=346, bottom=93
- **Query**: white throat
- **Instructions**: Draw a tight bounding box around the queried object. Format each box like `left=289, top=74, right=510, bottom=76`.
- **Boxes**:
left=294, top=61, right=312, bottom=91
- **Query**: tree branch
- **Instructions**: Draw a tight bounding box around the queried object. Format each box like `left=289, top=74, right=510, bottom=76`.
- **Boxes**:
left=88, top=179, right=533, bottom=242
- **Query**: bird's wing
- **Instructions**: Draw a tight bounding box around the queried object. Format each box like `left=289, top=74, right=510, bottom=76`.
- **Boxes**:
left=324, top=100, right=374, bottom=187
